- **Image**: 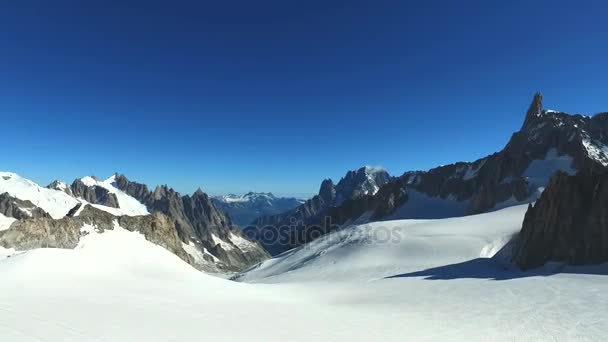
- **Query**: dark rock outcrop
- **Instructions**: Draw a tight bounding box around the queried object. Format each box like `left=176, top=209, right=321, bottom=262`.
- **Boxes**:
left=0, top=193, right=51, bottom=220
left=70, top=179, right=120, bottom=208
left=513, top=171, right=608, bottom=270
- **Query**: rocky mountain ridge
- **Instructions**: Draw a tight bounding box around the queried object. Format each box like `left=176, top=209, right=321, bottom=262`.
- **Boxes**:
left=0, top=172, right=268, bottom=272
left=112, top=175, right=269, bottom=270
left=327, top=93, right=608, bottom=224
left=251, top=93, right=608, bottom=256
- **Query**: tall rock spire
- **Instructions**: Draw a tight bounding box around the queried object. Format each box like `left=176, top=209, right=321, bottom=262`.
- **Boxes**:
left=318, top=179, right=336, bottom=204
left=522, top=91, right=544, bottom=129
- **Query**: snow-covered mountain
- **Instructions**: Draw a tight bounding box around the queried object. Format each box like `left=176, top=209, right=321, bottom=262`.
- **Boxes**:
left=212, top=192, right=304, bottom=226
left=0, top=172, right=268, bottom=272
left=251, top=93, right=608, bottom=256
left=374, top=92, right=608, bottom=219
left=0, top=172, right=79, bottom=219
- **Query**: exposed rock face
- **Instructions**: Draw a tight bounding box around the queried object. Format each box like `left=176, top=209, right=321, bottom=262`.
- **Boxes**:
left=212, top=192, right=303, bottom=226
left=112, top=175, right=269, bottom=270
left=513, top=171, right=608, bottom=270
left=0, top=193, right=50, bottom=220
left=334, top=167, right=392, bottom=204
left=70, top=179, right=119, bottom=208
left=318, top=179, right=336, bottom=204
left=0, top=205, right=194, bottom=266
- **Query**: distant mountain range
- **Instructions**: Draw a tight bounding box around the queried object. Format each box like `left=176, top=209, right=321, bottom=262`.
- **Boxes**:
left=212, top=192, right=304, bottom=227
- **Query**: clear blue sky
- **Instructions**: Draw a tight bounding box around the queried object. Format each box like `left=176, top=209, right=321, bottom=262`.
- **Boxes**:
left=2, top=1, right=607, bottom=197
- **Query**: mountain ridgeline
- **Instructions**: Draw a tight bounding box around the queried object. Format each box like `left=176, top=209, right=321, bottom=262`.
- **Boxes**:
left=252, top=93, right=608, bottom=261
left=112, top=175, right=269, bottom=269
left=0, top=173, right=268, bottom=272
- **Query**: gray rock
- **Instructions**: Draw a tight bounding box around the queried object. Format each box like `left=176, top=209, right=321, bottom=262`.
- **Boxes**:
left=512, top=170, right=608, bottom=270
left=0, top=192, right=51, bottom=220
left=112, top=175, right=269, bottom=271
left=70, top=178, right=120, bottom=208
left=0, top=204, right=194, bottom=267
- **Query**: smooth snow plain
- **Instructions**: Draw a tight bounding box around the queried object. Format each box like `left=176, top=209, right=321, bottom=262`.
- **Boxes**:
left=0, top=205, right=606, bottom=341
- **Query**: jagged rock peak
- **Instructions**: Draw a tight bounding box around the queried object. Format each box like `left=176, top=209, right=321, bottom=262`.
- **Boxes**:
left=522, top=91, right=544, bottom=128
left=335, top=166, right=391, bottom=202
left=193, top=188, right=206, bottom=197
left=318, top=179, right=336, bottom=202
left=70, top=178, right=120, bottom=208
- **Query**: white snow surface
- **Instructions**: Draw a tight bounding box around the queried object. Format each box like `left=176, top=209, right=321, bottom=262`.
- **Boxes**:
left=234, top=205, right=608, bottom=340
left=523, top=148, right=576, bottom=185
left=239, top=205, right=530, bottom=283
left=0, top=213, right=16, bottom=231
left=1, top=205, right=607, bottom=341
left=0, top=172, right=79, bottom=219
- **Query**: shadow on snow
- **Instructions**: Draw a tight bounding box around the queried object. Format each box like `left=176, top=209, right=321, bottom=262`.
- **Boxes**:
left=384, top=258, right=608, bottom=281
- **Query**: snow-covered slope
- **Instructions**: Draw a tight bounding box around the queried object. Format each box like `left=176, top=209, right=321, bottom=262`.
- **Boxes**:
left=1, top=205, right=606, bottom=341
left=237, top=204, right=530, bottom=283
left=0, top=172, right=78, bottom=219
left=0, top=213, right=15, bottom=231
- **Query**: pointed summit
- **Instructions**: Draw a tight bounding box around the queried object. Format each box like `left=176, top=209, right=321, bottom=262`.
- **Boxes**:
left=522, top=91, right=544, bottom=128
left=318, top=179, right=336, bottom=203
